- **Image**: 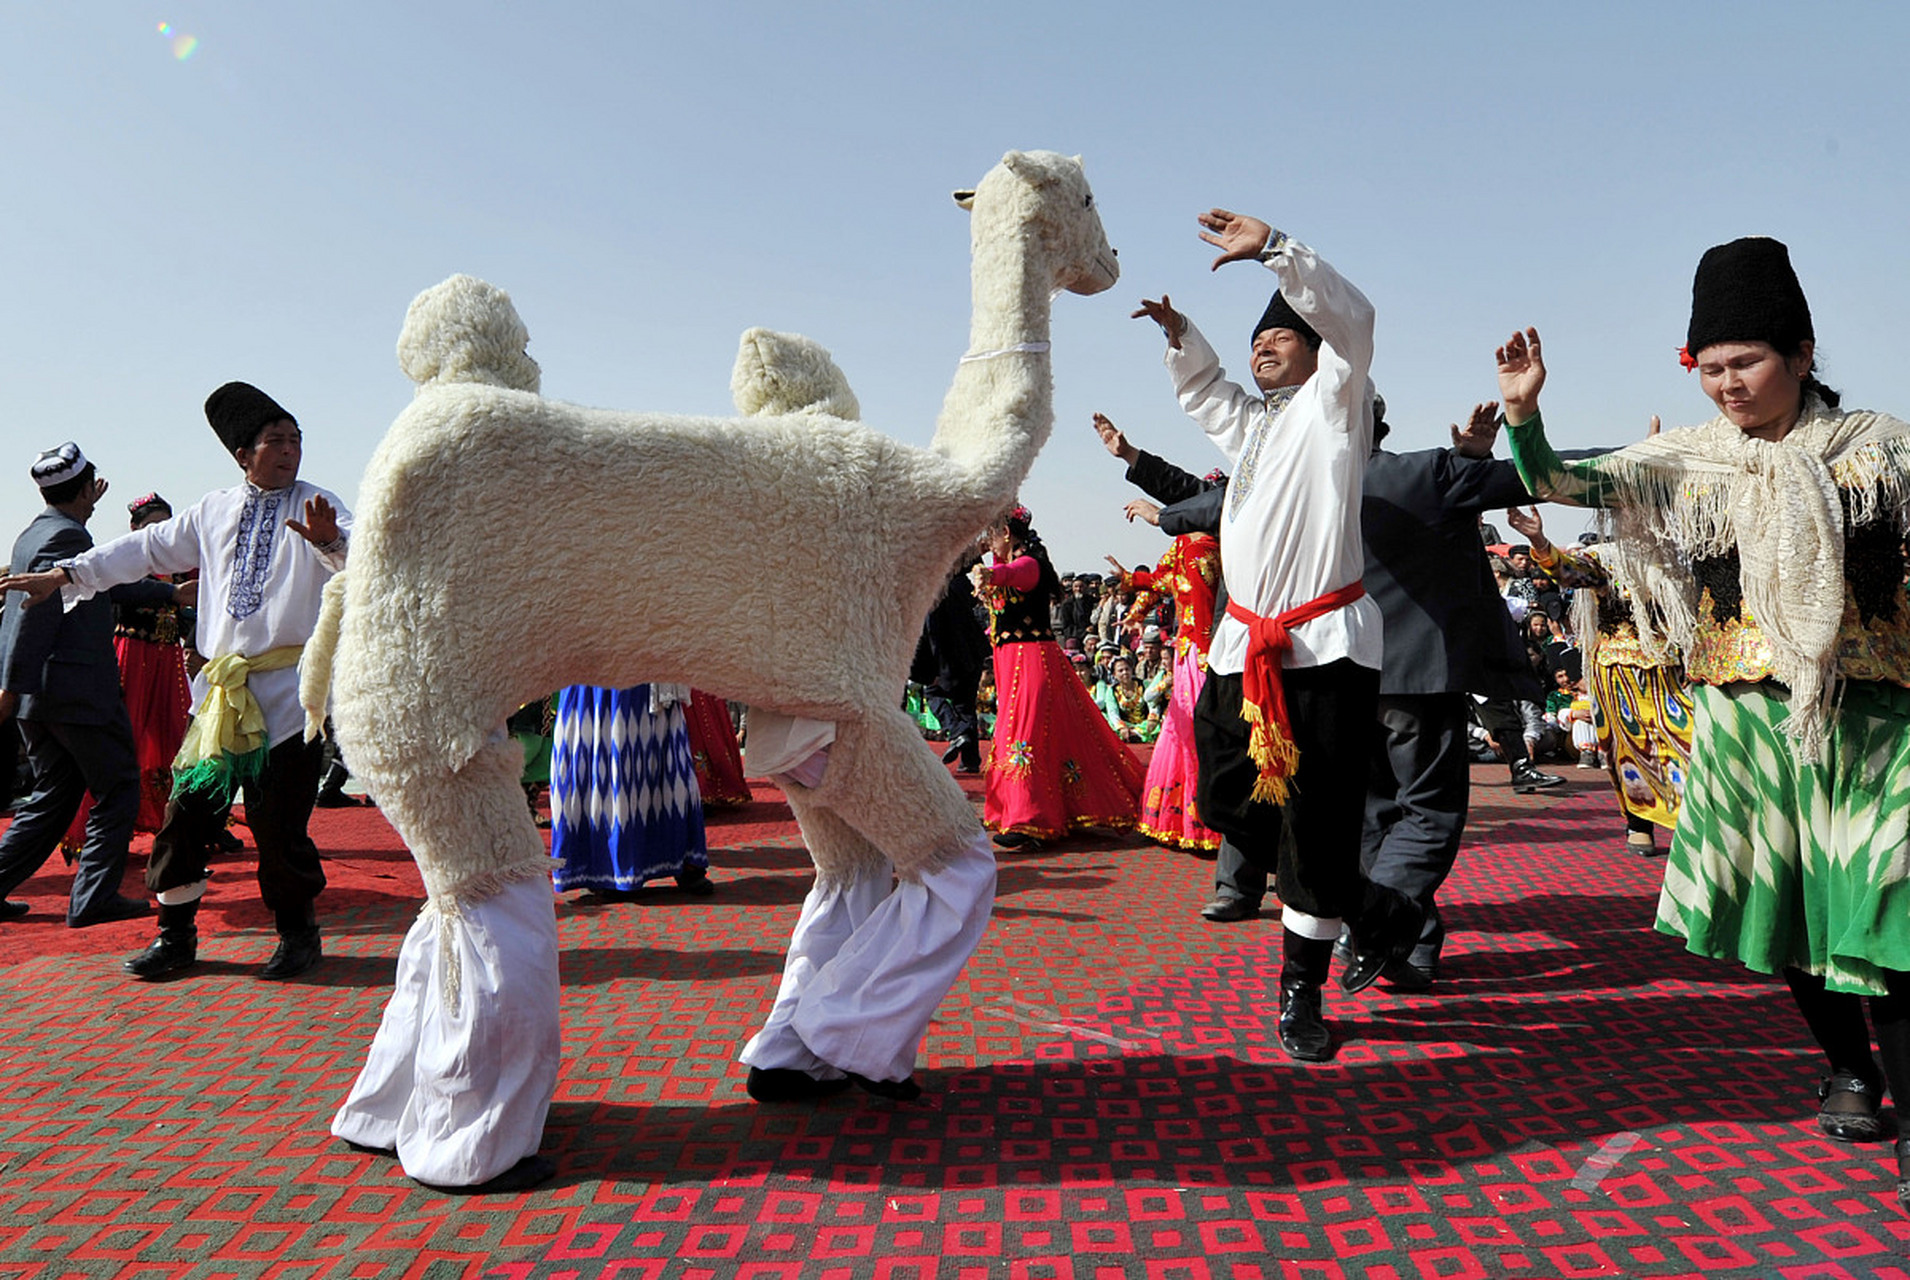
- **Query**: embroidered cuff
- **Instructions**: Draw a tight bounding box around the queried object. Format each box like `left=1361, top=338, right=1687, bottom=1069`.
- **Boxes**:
left=1256, top=229, right=1290, bottom=263
left=316, top=535, right=348, bottom=557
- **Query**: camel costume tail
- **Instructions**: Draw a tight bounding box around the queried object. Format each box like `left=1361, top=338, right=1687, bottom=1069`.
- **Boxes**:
left=299, top=572, right=349, bottom=743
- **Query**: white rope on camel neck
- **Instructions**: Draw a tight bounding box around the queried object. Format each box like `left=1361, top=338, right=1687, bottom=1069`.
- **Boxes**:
left=960, top=341, right=1051, bottom=363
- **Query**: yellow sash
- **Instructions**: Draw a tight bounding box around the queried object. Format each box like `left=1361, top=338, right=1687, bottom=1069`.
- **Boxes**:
left=172, top=645, right=304, bottom=793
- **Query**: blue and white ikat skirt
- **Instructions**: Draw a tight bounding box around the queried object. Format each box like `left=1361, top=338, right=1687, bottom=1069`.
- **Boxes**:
left=550, top=684, right=708, bottom=892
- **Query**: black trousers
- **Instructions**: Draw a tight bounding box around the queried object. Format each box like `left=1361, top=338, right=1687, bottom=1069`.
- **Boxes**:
left=1473, top=697, right=1530, bottom=772
left=1361, top=692, right=1472, bottom=952
left=148, top=735, right=326, bottom=915
left=1193, top=660, right=1379, bottom=921
left=925, top=667, right=981, bottom=750
left=0, top=712, right=140, bottom=921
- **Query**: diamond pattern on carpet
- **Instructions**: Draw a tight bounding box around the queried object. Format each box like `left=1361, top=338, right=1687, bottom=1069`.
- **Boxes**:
left=2, top=765, right=1907, bottom=1277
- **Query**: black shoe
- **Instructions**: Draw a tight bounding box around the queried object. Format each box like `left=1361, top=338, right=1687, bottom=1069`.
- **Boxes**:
left=0, top=899, right=29, bottom=922
left=414, top=1154, right=556, bottom=1195
left=941, top=735, right=973, bottom=765
left=1380, top=956, right=1436, bottom=992
left=847, top=1071, right=923, bottom=1101
left=1512, top=764, right=1564, bottom=794
left=1277, top=980, right=1333, bottom=1062
left=1817, top=1070, right=1885, bottom=1142
left=259, top=930, right=323, bottom=981
left=125, top=930, right=197, bottom=980
left=992, top=831, right=1043, bottom=851
left=1200, top=897, right=1259, bottom=923
left=676, top=868, right=716, bottom=897
left=69, top=895, right=152, bottom=928
left=745, top=1066, right=854, bottom=1103
left=1339, top=946, right=1393, bottom=994
left=213, top=828, right=245, bottom=853
left=314, top=788, right=362, bottom=808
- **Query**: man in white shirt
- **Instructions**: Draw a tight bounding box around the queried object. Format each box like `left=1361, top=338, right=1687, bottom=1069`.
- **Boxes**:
left=1134, top=209, right=1396, bottom=1062
left=0, top=383, right=350, bottom=981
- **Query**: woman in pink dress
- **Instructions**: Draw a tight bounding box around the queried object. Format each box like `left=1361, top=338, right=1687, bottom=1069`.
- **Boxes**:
left=1111, top=532, right=1222, bottom=852
left=979, top=508, right=1144, bottom=848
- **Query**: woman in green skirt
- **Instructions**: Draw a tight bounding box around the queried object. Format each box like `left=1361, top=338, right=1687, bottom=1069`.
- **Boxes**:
left=1493, top=236, right=1910, bottom=1212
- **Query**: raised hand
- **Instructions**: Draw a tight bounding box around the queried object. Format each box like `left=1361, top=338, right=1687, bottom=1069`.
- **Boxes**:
left=1093, top=413, right=1138, bottom=464
left=1124, top=499, right=1162, bottom=526
left=1451, top=400, right=1503, bottom=458
left=1504, top=505, right=1551, bottom=552
left=1195, top=208, right=1275, bottom=271
left=1647, top=414, right=1661, bottom=438
left=1104, top=555, right=1128, bottom=577
left=1130, top=297, right=1185, bottom=350
left=285, top=494, right=339, bottom=546
left=1494, top=328, right=1546, bottom=424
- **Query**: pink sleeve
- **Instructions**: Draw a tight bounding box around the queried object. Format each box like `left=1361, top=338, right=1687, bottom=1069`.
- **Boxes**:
left=989, top=554, right=1041, bottom=591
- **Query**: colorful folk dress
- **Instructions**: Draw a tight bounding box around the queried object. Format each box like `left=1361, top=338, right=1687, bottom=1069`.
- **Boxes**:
left=1535, top=542, right=1693, bottom=830
left=550, top=683, right=709, bottom=892
left=62, top=578, right=195, bottom=848
left=1509, top=401, right=1910, bottom=994
left=980, top=554, right=1144, bottom=840
left=1121, top=534, right=1222, bottom=852
left=683, top=690, right=750, bottom=807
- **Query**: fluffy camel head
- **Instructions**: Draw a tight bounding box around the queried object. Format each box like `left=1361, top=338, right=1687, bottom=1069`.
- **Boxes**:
left=731, top=328, right=862, bottom=420
left=397, top=273, right=542, bottom=393
left=954, top=151, right=1118, bottom=297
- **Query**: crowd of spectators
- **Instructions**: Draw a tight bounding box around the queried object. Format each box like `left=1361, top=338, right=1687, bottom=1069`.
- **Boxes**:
left=895, top=515, right=1611, bottom=784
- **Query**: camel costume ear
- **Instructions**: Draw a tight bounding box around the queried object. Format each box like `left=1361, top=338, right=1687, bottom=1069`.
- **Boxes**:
left=1000, top=149, right=1036, bottom=181
left=952, top=190, right=975, bottom=210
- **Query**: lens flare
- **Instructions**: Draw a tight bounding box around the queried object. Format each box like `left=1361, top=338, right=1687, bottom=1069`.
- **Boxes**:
left=156, top=20, right=199, bottom=60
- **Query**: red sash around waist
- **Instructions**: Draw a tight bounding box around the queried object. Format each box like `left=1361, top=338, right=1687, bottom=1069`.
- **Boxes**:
left=1223, top=580, right=1367, bottom=806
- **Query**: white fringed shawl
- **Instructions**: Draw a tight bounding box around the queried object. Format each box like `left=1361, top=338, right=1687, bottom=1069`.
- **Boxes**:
left=1588, top=398, right=1910, bottom=759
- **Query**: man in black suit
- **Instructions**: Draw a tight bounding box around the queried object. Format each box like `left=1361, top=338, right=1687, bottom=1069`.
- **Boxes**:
left=913, top=557, right=991, bottom=774
left=1343, top=404, right=1546, bottom=990
left=0, top=444, right=154, bottom=926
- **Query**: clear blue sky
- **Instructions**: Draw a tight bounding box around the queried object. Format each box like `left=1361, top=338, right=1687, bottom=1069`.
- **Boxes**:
left=7, top=2, right=1910, bottom=575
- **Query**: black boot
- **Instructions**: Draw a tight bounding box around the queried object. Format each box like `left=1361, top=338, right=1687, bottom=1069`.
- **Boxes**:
left=125, top=902, right=198, bottom=980
left=1278, top=980, right=1333, bottom=1062
left=1278, top=931, right=1335, bottom=1062
left=260, top=903, right=322, bottom=981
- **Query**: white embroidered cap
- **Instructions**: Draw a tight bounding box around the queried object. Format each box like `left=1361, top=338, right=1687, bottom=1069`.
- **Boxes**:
left=31, top=441, right=88, bottom=489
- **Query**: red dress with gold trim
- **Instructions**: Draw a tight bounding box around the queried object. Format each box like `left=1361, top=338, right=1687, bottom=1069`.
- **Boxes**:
left=63, top=581, right=194, bottom=848
left=683, top=690, right=750, bottom=807
left=981, top=555, right=1143, bottom=840
left=1122, top=535, right=1221, bottom=851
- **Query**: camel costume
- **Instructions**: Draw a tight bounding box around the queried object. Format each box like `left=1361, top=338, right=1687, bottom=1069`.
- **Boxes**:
left=308, top=151, right=1118, bottom=1186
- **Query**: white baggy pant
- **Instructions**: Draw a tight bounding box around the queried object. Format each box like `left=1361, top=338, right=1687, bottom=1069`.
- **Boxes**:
left=739, top=829, right=996, bottom=1083
left=331, top=876, right=561, bottom=1186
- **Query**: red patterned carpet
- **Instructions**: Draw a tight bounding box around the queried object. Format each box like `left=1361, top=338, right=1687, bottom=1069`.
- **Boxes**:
left=1, top=753, right=1906, bottom=1278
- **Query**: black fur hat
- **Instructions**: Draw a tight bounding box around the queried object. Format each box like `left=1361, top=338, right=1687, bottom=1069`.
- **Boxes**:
left=1252, top=292, right=1321, bottom=349
left=1685, top=237, right=1813, bottom=360
left=204, top=382, right=295, bottom=455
